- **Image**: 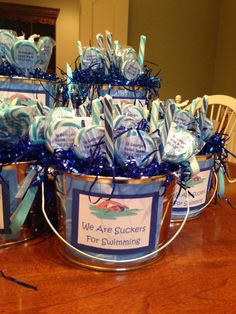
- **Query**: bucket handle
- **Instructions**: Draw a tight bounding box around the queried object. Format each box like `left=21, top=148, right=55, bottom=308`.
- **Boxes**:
left=41, top=182, right=190, bottom=264
left=173, top=171, right=218, bottom=217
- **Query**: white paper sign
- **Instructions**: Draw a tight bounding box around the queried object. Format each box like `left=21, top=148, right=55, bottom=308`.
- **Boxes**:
left=77, top=194, right=153, bottom=250
left=173, top=169, right=211, bottom=209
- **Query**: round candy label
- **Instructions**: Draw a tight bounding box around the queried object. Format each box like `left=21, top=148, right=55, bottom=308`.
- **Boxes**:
left=82, top=47, right=103, bottom=71
left=46, top=119, right=81, bottom=152
left=163, top=123, right=196, bottom=163
left=12, top=40, right=38, bottom=69
left=121, top=59, right=141, bottom=81
left=115, top=129, right=155, bottom=167
left=73, top=126, right=105, bottom=159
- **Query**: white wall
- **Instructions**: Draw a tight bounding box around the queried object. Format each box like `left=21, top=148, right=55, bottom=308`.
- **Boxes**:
left=128, top=0, right=221, bottom=100
left=212, top=0, right=236, bottom=97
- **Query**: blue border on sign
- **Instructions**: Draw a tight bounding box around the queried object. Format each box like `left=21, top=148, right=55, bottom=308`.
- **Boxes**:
left=173, top=166, right=213, bottom=212
left=0, top=180, right=11, bottom=234
left=71, top=189, right=159, bottom=255
left=0, top=86, right=49, bottom=106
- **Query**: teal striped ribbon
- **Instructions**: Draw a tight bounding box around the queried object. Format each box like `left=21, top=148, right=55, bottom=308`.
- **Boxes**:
left=10, top=185, right=38, bottom=235
left=218, top=166, right=225, bottom=198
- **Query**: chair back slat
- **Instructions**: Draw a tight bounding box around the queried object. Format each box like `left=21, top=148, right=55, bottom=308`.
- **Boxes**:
left=218, top=107, right=228, bottom=133
left=229, top=119, right=236, bottom=137
left=215, top=104, right=222, bottom=121
left=210, top=104, right=214, bottom=120
left=225, top=110, right=234, bottom=134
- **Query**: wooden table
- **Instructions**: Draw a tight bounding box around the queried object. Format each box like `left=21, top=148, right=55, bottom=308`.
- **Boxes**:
left=1, top=165, right=236, bottom=314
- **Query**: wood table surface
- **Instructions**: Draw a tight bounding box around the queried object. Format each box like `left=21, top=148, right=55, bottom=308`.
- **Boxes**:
left=1, top=165, right=236, bottom=314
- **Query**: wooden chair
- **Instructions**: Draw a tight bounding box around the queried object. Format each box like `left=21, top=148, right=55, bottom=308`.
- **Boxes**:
left=185, top=95, right=236, bottom=143
left=193, top=95, right=236, bottom=178
left=200, top=95, right=236, bottom=136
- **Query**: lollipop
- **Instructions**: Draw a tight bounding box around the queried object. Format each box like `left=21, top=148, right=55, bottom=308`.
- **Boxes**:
left=73, top=125, right=105, bottom=159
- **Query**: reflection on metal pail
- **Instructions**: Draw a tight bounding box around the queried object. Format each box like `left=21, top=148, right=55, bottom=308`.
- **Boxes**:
left=51, top=172, right=180, bottom=271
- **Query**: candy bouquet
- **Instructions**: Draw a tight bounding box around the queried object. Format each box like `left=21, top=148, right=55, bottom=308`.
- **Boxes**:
left=0, top=29, right=55, bottom=78
left=0, top=94, right=56, bottom=246
left=162, top=95, right=236, bottom=220
left=37, top=78, right=236, bottom=269
left=34, top=33, right=218, bottom=270
left=68, top=32, right=159, bottom=114
left=0, top=28, right=58, bottom=245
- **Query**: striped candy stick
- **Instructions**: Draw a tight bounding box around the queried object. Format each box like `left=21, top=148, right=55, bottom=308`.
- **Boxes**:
left=78, top=104, right=88, bottom=117
left=96, top=33, right=104, bottom=49
left=189, top=99, right=198, bottom=117
left=202, top=95, right=208, bottom=115
left=113, top=40, right=120, bottom=51
left=92, top=98, right=102, bottom=125
left=150, top=99, right=162, bottom=163
left=188, top=97, right=201, bottom=116
left=150, top=99, right=160, bottom=133
left=102, top=95, right=114, bottom=166
left=162, top=102, right=174, bottom=146
left=114, top=103, right=122, bottom=116
left=66, top=63, right=73, bottom=101
left=76, top=40, right=83, bottom=58
left=113, top=40, right=122, bottom=68
left=77, top=40, right=84, bottom=67
left=199, top=95, right=208, bottom=129
left=137, top=35, right=146, bottom=68
left=105, top=30, right=113, bottom=66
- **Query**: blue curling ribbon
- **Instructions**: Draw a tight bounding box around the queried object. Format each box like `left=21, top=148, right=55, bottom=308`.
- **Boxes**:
left=0, top=127, right=178, bottom=206
left=0, top=60, right=57, bottom=81
left=0, top=270, right=37, bottom=291
left=0, top=136, right=55, bottom=166
left=72, top=60, right=160, bottom=108
left=198, top=131, right=236, bottom=200
left=200, top=131, right=236, bottom=178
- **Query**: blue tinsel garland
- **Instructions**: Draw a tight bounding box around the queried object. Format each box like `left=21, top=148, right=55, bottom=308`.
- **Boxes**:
left=72, top=62, right=161, bottom=109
